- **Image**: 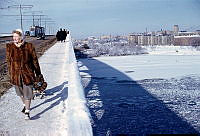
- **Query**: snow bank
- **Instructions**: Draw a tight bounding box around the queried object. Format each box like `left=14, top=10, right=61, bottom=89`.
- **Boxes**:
left=143, top=45, right=200, bottom=55
left=67, top=34, right=93, bottom=136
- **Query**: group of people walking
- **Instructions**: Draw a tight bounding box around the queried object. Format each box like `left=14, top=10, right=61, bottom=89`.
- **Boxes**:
left=56, top=28, right=69, bottom=42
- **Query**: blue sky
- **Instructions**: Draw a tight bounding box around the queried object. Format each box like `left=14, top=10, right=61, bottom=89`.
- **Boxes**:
left=1, top=0, right=200, bottom=38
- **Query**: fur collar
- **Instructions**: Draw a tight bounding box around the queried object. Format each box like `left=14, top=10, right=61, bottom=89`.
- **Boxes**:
left=14, top=40, right=25, bottom=48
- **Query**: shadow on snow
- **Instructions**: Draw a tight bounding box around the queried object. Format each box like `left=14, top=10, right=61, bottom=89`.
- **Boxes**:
left=31, top=81, right=68, bottom=120
left=78, top=57, right=199, bottom=136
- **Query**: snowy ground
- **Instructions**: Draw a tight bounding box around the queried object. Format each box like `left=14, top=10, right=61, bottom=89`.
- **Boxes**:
left=78, top=46, right=200, bottom=135
left=143, top=45, right=200, bottom=55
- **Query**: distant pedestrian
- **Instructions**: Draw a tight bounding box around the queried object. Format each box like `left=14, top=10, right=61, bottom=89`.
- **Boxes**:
left=63, top=29, right=67, bottom=42
left=65, top=29, right=69, bottom=38
left=56, top=30, right=61, bottom=41
left=59, top=28, right=64, bottom=42
left=6, top=29, right=44, bottom=120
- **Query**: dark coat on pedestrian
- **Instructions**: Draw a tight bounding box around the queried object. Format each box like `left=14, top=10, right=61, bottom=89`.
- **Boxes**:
left=6, top=42, right=41, bottom=86
left=56, top=30, right=61, bottom=41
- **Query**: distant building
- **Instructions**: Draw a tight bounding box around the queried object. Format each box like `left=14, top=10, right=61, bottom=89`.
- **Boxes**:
left=173, top=25, right=179, bottom=35
left=161, top=36, right=168, bottom=45
left=157, top=36, right=162, bottom=45
left=165, top=30, right=174, bottom=35
left=178, top=31, right=196, bottom=36
left=147, top=35, right=151, bottom=45
left=128, top=24, right=200, bottom=46
left=138, top=35, right=148, bottom=45
left=151, top=36, right=158, bottom=45
left=128, top=34, right=138, bottom=44
left=133, top=33, right=174, bottom=46
left=100, top=35, right=111, bottom=39
left=174, top=35, right=200, bottom=46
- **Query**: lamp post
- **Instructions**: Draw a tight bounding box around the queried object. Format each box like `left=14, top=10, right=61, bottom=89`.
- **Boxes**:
left=7, top=4, right=33, bottom=32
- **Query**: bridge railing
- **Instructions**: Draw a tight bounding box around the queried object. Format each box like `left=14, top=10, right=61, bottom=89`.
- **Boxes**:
left=67, top=34, right=93, bottom=136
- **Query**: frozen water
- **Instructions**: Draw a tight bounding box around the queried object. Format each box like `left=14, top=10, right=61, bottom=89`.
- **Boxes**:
left=79, top=46, right=200, bottom=135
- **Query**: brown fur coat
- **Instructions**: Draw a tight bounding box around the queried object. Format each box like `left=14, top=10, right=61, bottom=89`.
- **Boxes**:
left=6, top=42, right=41, bottom=86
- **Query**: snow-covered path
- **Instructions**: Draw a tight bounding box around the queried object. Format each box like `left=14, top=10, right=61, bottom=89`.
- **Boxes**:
left=0, top=36, right=92, bottom=136
left=0, top=41, right=69, bottom=135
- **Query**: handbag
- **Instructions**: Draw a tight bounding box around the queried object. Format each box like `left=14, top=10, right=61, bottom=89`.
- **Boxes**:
left=33, top=74, right=47, bottom=94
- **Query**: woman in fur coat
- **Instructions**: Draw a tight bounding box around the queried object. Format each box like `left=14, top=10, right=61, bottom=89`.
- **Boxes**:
left=6, top=29, right=42, bottom=120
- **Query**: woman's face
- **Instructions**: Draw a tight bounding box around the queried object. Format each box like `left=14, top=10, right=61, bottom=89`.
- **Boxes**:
left=13, top=33, right=22, bottom=43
